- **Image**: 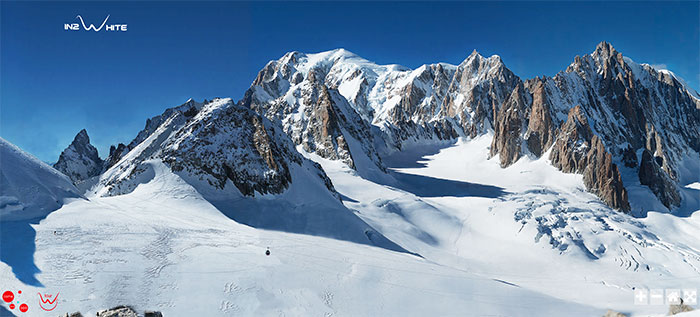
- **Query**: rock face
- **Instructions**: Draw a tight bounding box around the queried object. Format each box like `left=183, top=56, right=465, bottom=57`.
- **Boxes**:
left=582, top=135, right=630, bottom=211
left=639, top=149, right=681, bottom=208
left=523, top=79, right=555, bottom=157
left=490, top=83, right=531, bottom=167
left=54, top=129, right=104, bottom=184
left=550, top=106, right=630, bottom=211
left=550, top=106, right=595, bottom=174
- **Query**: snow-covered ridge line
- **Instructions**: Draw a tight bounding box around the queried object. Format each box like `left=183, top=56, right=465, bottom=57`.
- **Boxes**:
left=1, top=137, right=83, bottom=221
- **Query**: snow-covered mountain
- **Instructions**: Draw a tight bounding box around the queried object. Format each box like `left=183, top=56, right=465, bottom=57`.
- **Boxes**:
left=89, top=97, right=402, bottom=250
left=243, top=42, right=700, bottom=212
left=53, top=129, right=104, bottom=184
left=490, top=42, right=700, bottom=212
left=0, top=137, right=82, bottom=221
left=2, top=41, right=700, bottom=316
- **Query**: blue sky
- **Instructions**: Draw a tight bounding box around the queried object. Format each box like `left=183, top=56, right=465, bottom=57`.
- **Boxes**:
left=1, top=1, right=698, bottom=162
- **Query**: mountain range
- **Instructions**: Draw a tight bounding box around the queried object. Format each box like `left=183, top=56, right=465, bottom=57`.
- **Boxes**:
left=52, top=41, right=699, bottom=214
left=2, top=41, right=699, bottom=316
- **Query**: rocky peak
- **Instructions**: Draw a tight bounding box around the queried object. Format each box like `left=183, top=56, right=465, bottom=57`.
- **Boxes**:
left=567, top=41, right=628, bottom=81
left=441, top=50, right=520, bottom=137
left=54, top=129, right=104, bottom=184
left=591, top=41, right=618, bottom=62
left=74, top=129, right=90, bottom=145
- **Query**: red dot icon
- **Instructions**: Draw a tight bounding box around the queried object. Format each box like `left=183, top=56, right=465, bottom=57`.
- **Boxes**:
left=9, top=304, right=15, bottom=309
left=17, top=290, right=21, bottom=294
left=19, top=303, right=28, bottom=312
left=2, top=291, right=13, bottom=303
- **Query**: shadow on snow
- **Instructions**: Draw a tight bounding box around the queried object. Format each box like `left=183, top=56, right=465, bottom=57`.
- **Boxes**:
left=0, top=217, right=45, bottom=287
left=381, top=141, right=507, bottom=199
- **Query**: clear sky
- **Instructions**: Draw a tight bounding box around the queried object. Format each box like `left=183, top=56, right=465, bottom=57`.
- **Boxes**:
left=1, top=1, right=698, bottom=163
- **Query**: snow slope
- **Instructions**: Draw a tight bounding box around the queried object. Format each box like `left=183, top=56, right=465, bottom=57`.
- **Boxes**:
left=0, top=138, right=82, bottom=221
left=1, top=136, right=698, bottom=316
left=1, top=158, right=603, bottom=316
left=309, top=135, right=700, bottom=316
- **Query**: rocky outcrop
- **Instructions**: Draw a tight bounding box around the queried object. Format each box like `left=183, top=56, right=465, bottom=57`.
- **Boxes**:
left=549, top=106, right=594, bottom=173
left=302, top=82, right=356, bottom=168
left=490, top=83, right=530, bottom=167
left=550, top=106, right=630, bottom=211
left=639, top=149, right=681, bottom=208
left=96, top=306, right=138, bottom=317
left=104, top=143, right=128, bottom=169
left=668, top=300, right=694, bottom=315
left=523, top=79, right=556, bottom=157
left=388, top=63, right=454, bottom=124
left=54, top=129, right=104, bottom=184
left=583, top=135, right=630, bottom=212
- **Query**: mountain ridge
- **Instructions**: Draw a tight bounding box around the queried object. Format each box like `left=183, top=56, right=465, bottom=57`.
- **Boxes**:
left=54, top=41, right=700, bottom=213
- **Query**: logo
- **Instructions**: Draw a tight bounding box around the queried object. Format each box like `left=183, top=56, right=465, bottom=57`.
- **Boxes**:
left=64, top=15, right=127, bottom=32
left=38, top=292, right=59, bottom=311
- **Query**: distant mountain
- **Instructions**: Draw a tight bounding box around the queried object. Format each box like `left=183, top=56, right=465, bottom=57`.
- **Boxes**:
left=240, top=42, right=700, bottom=212
left=1, top=137, right=82, bottom=221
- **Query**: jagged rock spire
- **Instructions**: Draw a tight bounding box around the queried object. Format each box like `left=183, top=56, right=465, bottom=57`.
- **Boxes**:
left=54, top=129, right=104, bottom=184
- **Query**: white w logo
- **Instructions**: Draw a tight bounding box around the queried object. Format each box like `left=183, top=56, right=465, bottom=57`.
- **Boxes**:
left=75, top=15, right=110, bottom=32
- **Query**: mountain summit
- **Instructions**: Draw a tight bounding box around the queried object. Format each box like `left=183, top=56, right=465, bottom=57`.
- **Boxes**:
left=54, top=129, right=104, bottom=184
